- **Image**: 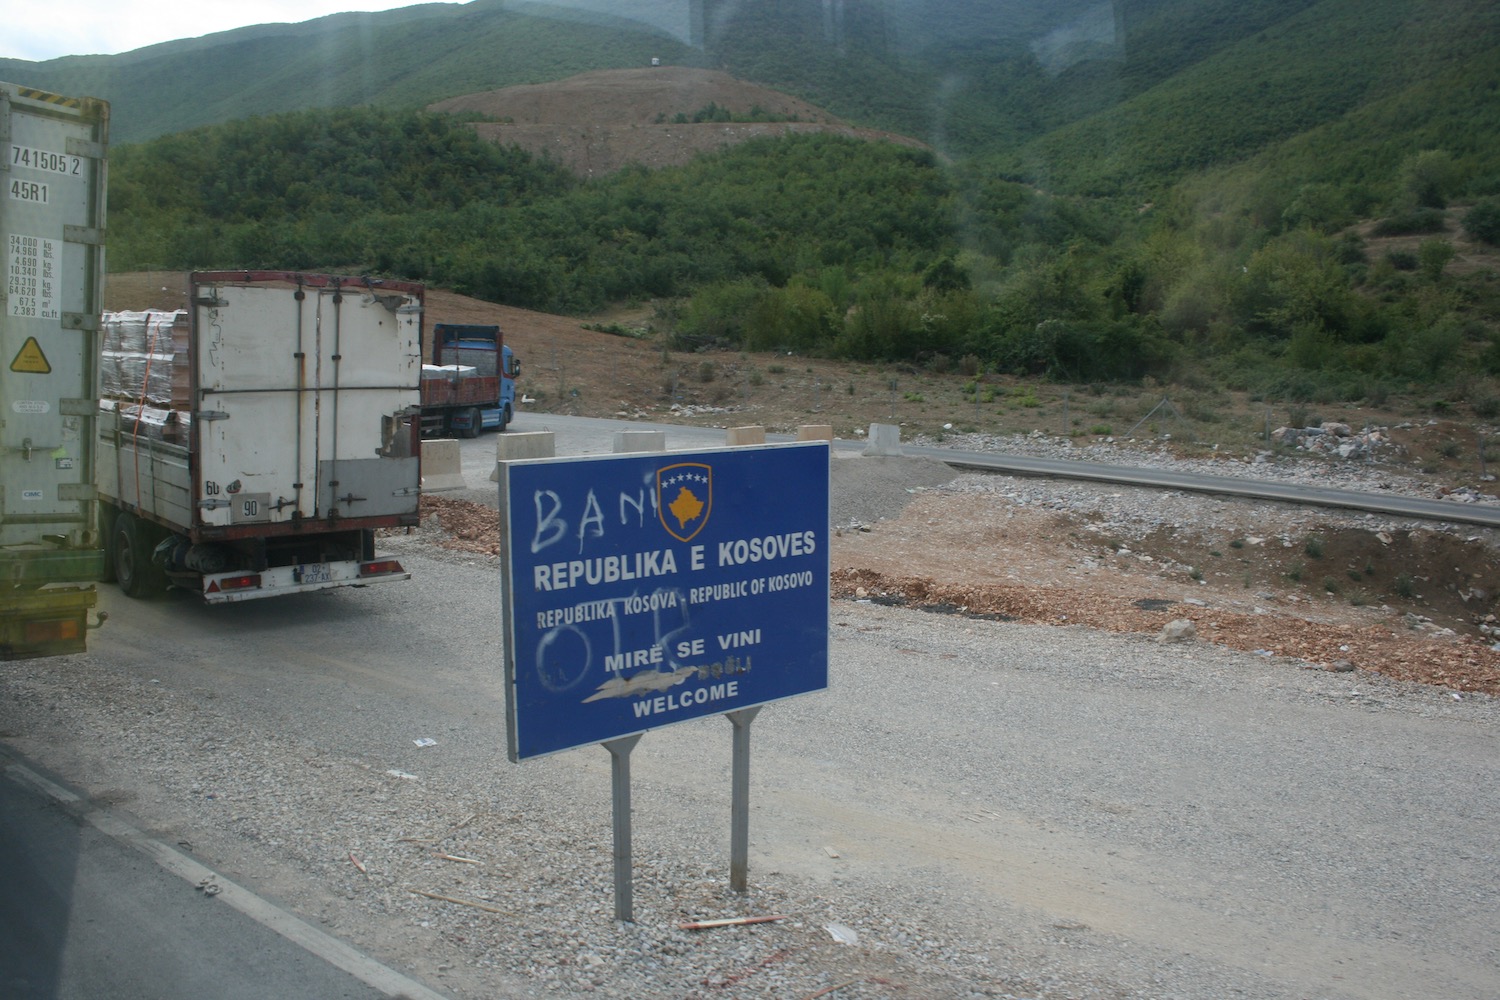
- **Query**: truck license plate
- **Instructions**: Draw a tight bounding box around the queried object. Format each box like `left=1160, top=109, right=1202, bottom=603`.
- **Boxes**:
left=299, top=562, right=333, bottom=584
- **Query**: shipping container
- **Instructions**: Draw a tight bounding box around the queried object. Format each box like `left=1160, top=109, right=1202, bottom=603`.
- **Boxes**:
left=0, top=82, right=110, bottom=658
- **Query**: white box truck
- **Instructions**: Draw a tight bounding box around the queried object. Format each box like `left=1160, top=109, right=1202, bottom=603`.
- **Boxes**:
left=0, top=82, right=109, bottom=658
left=97, top=271, right=424, bottom=601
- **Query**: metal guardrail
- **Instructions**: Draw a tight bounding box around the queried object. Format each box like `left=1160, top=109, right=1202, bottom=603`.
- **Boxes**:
left=895, top=443, right=1500, bottom=530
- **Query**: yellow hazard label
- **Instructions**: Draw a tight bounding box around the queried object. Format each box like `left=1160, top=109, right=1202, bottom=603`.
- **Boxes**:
left=10, top=337, right=51, bottom=374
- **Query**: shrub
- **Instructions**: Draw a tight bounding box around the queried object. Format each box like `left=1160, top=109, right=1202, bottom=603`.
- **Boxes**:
left=1401, top=150, right=1458, bottom=209
left=1463, top=199, right=1500, bottom=245
left=1372, top=209, right=1447, bottom=236
left=1418, top=239, right=1456, bottom=281
left=1411, top=321, right=1465, bottom=377
left=1386, top=250, right=1419, bottom=271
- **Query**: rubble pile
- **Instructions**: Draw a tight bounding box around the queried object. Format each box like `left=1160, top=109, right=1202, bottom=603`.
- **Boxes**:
left=1270, top=421, right=1392, bottom=460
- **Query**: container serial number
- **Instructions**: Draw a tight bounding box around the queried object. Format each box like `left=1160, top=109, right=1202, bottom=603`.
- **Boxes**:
left=10, top=145, right=81, bottom=176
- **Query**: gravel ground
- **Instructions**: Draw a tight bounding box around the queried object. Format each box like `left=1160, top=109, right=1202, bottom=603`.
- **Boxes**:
left=4, top=434, right=1498, bottom=1000
left=5, top=574, right=1495, bottom=1000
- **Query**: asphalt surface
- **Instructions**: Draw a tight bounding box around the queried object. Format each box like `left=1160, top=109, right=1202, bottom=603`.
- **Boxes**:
left=0, top=753, right=437, bottom=1000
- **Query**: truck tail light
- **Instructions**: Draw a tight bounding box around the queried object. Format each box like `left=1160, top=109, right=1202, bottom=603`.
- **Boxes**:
left=206, top=574, right=261, bottom=594
left=25, top=619, right=81, bottom=643
left=359, top=559, right=404, bottom=578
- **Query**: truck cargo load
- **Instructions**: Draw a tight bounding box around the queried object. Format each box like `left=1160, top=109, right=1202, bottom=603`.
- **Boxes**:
left=419, top=323, right=519, bottom=436
left=0, top=82, right=110, bottom=659
left=97, top=271, right=424, bottom=602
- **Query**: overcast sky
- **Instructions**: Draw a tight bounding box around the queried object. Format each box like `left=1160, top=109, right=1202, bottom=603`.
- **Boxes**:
left=3, top=1, right=432, bottom=62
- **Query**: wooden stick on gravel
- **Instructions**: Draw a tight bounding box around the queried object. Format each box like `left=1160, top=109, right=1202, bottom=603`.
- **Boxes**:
left=410, top=889, right=504, bottom=913
left=678, top=914, right=788, bottom=930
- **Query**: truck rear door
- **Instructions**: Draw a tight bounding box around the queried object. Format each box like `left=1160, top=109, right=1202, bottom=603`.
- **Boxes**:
left=189, top=272, right=422, bottom=531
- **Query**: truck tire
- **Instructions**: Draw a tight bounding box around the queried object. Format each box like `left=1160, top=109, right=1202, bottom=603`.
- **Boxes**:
left=112, top=512, right=166, bottom=599
left=499, top=403, right=512, bottom=432
left=458, top=407, right=481, bottom=438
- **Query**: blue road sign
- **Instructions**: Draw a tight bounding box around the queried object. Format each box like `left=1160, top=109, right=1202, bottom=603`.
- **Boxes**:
left=499, top=442, right=830, bottom=760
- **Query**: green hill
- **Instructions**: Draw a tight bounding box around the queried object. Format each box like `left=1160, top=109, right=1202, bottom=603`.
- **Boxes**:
left=0, top=2, right=702, bottom=144
left=1001, top=0, right=1500, bottom=197
left=0, top=0, right=1364, bottom=159
left=7, top=0, right=1500, bottom=408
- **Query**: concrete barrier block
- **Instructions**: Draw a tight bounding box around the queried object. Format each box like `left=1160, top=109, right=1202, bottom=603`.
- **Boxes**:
left=420, top=439, right=466, bottom=492
left=797, top=425, right=834, bottom=442
left=862, top=423, right=902, bottom=457
left=490, top=431, right=556, bottom=481
left=726, top=426, right=767, bottom=446
left=613, top=430, right=666, bottom=453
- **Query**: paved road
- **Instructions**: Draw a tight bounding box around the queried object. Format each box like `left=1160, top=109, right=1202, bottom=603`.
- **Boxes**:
left=0, top=753, right=441, bottom=1000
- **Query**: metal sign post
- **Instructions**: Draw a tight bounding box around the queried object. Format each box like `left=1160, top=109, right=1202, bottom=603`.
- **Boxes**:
left=727, top=706, right=762, bottom=892
left=603, top=734, right=642, bottom=921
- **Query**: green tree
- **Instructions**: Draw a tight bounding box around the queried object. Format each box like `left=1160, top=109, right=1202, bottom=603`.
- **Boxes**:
left=1235, top=231, right=1356, bottom=339
left=1418, top=239, right=1456, bottom=282
left=1282, top=184, right=1351, bottom=233
left=1464, top=199, right=1500, bottom=245
left=1400, top=149, right=1459, bottom=209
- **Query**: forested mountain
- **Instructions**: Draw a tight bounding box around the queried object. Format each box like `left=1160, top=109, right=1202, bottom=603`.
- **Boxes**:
left=5, top=0, right=1499, bottom=403
left=0, top=0, right=1413, bottom=156
left=1, top=3, right=703, bottom=144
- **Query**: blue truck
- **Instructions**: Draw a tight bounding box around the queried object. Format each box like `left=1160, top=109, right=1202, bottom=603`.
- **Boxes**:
left=419, top=323, right=520, bottom=437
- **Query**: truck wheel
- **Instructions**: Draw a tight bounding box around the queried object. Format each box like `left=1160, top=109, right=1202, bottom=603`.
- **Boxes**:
left=112, top=512, right=165, bottom=599
left=499, top=403, right=512, bottom=432
left=458, top=407, right=481, bottom=438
